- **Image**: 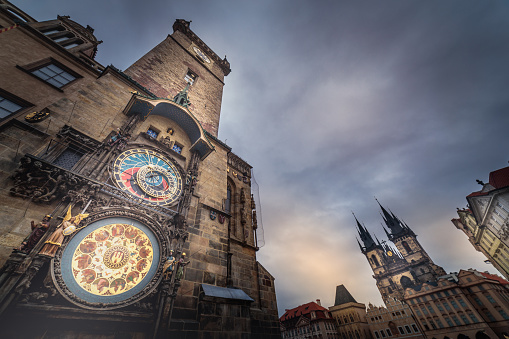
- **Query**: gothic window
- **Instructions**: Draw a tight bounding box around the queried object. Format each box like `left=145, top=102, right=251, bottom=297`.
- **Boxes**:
left=402, top=241, right=412, bottom=253
left=371, top=255, right=380, bottom=266
left=400, top=276, right=413, bottom=289
left=184, top=69, right=197, bottom=85
left=388, top=286, right=392, bottom=293
left=420, top=268, right=425, bottom=274
left=53, top=146, right=85, bottom=170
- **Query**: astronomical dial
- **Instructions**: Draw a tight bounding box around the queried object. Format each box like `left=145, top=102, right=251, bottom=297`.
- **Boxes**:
left=112, top=148, right=183, bottom=206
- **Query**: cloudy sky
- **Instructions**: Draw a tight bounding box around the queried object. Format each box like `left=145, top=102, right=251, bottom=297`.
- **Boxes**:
left=16, top=0, right=509, bottom=315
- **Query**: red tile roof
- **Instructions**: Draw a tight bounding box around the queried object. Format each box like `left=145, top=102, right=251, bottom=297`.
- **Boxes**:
left=280, top=301, right=328, bottom=322
left=466, top=191, right=486, bottom=198
left=489, top=166, right=509, bottom=189
left=480, top=272, right=509, bottom=285
left=467, top=166, right=509, bottom=197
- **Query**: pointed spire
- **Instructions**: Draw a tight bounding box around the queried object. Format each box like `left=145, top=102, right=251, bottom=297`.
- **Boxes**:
left=375, top=235, right=381, bottom=246
left=353, top=212, right=376, bottom=250
left=375, top=198, right=404, bottom=236
left=356, top=238, right=363, bottom=251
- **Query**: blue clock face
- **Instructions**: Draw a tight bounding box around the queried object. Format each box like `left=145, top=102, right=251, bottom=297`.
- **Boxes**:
left=112, top=149, right=183, bottom=206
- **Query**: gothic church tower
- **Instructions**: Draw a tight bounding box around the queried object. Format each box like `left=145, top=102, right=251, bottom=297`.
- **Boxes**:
left=357, top=203, right=446, bottom=302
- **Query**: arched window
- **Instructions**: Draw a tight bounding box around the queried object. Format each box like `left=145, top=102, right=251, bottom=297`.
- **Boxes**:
left=349, top=314, right=354, bottom=322
left=420, top=268, right=425, bottom=274
left=402, top=241, right=412, bottom=253
left=388, top=286, right=393, bottom=293
left=400, top=276, right=413, bottom=289
left=371, top=255, right=380, bottom=266
left=225, top=184, right=232, bottom=213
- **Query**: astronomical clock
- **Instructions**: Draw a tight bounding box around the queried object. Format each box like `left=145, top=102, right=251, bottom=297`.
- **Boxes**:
left=48, top=142, right=189, bottom=309
left=0, top=9, right=281, bottom=338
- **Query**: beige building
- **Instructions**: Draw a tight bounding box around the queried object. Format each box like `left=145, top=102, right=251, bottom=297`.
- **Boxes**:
left=456, top=165, right=509, bottom=281
left=403, top=269, right=509, bottom=338
left=329, top=285, right=372, bottom=339
left=366, top=297, right=423, bottom=339
left=0, top=1, right=279, bottom=337
left=452, top=208, right=509, bottom=280
left=281, top=300, right=339, bottom=339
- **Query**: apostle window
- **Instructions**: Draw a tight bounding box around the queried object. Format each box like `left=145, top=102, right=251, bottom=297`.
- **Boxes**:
left=172, top=142, right=183, bottom=154
left=146, top=127, right=159, bottom=139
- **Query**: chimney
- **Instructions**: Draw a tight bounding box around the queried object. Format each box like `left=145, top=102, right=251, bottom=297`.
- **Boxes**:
left=316, top=299, right=321, bottom=306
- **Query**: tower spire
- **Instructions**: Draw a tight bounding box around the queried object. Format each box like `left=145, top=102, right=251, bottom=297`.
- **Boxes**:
left=353, top=212, right=376, bottom=250
left=375, top=198, right=404, bottom=236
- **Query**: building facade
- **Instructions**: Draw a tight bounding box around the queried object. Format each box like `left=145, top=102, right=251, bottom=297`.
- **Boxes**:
left=356, top=202, right=446, bottom=302
left=366, top=297, right=423, bottom=339
left=0, top=1, right=279, bottom=338
left=403, top=269, right=509, bottom=338
left=452, top=208, right=509, bottom=280
left=460, top=166, right=509, bottom=280
left=329, top=285, right=372, bottom=339
left=281, top=300, right=339, bottom=339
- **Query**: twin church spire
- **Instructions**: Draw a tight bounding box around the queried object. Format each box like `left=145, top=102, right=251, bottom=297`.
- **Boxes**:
left=355, top=200, right=414, bottom=251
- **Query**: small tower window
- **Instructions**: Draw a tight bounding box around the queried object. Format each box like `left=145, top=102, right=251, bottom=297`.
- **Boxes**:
left=225, top=184, right=232, bottom=213
left=184, top=69, right=197, bottom=85
left=402, top=241, right=412, bottom=253
left=371, top=255, right=380, bottom=267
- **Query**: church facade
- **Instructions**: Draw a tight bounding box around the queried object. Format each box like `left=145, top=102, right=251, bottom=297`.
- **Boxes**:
left=356, top=201, right=446, bottom=302
left=0, top=1, right=279, bottom=338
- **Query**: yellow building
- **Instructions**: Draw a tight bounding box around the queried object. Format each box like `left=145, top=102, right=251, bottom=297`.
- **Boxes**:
left=452, top=208, right=509, bottom=280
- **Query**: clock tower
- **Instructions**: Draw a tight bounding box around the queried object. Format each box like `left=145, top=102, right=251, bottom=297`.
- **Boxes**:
left=0, top=3, right=279, bottom=338
left=357, top=202, right=446, bottom=302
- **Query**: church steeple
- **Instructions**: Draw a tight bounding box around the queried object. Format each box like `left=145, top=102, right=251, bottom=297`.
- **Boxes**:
left=376, top=199, right=405, bottom=238
left=354, top=213, right=376, bottom=251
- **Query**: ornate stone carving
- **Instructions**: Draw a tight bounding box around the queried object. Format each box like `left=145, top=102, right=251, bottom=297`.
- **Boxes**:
left=10, top=156, right=88, bottom=203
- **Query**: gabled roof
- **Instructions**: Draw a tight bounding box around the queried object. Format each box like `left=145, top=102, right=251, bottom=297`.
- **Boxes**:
left=280, top=301, right=328, bottom=322
left=480, top=272, right=509, bottom=285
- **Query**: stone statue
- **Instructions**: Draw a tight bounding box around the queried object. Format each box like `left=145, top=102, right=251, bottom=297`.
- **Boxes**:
left=175, top=252, right=189, bottom=281
left=162, top=250, right=176, bottom=280
left=39, top=207, right=88, bottom=257
left=18, top=215, right=52, bottom=253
